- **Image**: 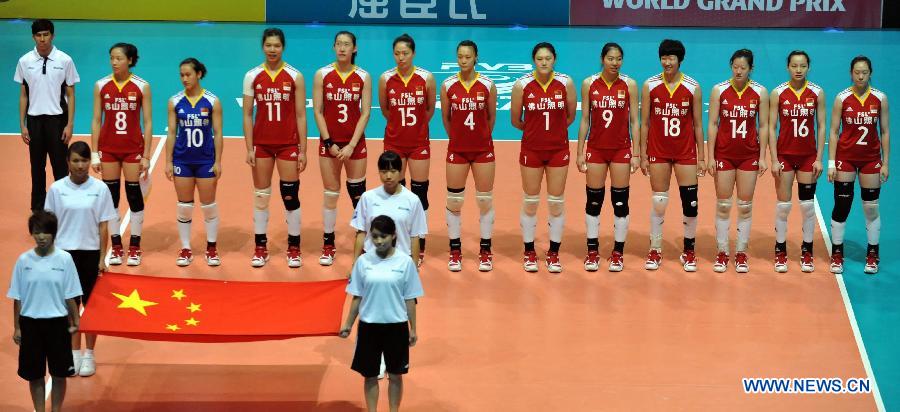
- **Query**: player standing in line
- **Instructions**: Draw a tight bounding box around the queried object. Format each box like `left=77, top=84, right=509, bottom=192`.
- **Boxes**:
left=510, top=42, right=577, bottom=273
left=90, top=42, right=152, bottom=267
left=379, top=33, right=436, bottom=265
left=707, top=49, right=769, bottom=273
left=242, top=28, right=308, bottom=268
left=639, top=39, right=706, bottom=272
left=575, top=42, right=640, bottom=272
left=440, top=40, right=498, bottom=272
left=313, top=30, right=372, bottom=266
left=768, top=50, right=826, bottom=273
left=828, top=56, right=890, bottom=274
left=165, top=58, right=223, bottom=266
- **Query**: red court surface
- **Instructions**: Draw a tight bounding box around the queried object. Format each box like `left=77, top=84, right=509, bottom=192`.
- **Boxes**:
left=0, top=135, right=876, bottom=411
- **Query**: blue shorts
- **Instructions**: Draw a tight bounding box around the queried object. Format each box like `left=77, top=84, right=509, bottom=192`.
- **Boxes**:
left=173, top=161, right=215, bottom=178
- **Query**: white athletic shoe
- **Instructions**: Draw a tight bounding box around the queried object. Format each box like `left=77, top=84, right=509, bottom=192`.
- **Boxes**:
left=79, top=354, right=96, bottom=377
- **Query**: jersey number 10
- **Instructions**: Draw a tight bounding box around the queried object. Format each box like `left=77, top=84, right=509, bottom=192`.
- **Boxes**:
left=184, top=128, right=204, bottom=148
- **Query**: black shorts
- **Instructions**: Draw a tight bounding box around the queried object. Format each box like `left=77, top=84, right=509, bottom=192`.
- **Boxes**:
left=18, top=316, right=74, bottom=380
left=67, top=250, right=100, bottom=306
left=351, top=321, right=410, bottom=378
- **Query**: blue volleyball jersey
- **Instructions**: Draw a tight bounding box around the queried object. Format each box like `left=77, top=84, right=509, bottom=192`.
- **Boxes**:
left=171, top=90, right=217, bottom=164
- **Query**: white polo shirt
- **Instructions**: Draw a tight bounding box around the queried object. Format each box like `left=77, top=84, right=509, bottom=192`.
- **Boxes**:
left=347, top=250, right=424, bottom=324
left=45, top=176, right=118, bottom=251
left=8, top=249, right=82, bottom=319
left=14, top=46, right=80, bottom=116
left=351, top=185, right=428, bottom=256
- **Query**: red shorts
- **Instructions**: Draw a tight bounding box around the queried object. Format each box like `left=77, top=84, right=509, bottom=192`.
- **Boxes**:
left=586, top=147, right=632, bottom=164
left=836, top=158, right=882, bottom=174
left=647, top=154, right=696, bottom=166
left=384, top=143, right=430, bottom=160
left=98, top=151, right=142, bottom=163
left=255, top=144, right=299, bottom=161
left=715, top=157, right=759, bottom=171
left=319, top=139, right=367, bottom=160
left=777, top=154, right=816, bottom=172
left=447, top=149, right=495, bottom=164
left=519, top=148, right=570, bottom=168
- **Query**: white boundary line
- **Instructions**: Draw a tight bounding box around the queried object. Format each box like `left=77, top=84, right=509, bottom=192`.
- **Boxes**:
left=814, top=195, right=885, bottom=411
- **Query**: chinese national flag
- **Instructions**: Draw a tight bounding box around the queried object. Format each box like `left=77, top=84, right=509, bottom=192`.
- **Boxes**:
left=80, top=273, right=347, bottom=343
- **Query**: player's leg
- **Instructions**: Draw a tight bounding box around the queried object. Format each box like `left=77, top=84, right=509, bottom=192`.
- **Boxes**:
left=713, top=167, right=736, bottom=273
left=320, top=155, right=342, bottom=266
left=472, top=156, right=496, bottom=272
left=859, top=171, right=882, bottom=274
left=173, top=171, right=197, bottom=266
left=196, top=171, right=220, bottom=266
left=276, top=157, right=302, bottom=268
left=646, top=162, right=673, bottom=270
left=584, top=161, right=608, bottom=272
left=796, top=170, right=817, bottom=272
left=545, top=164, right=569, bottom=274
left=733, top=167, right=759, bottom=273
left=829, top=169, right=857, bottom=274
left=674, top=163, right=700, bottom=272
left=445, top=157, right=469, bottom=272
left=121, top=160, right=144, bottom=266
left=408, top=156, right=431, bottom=264
left=519, top=161, right=543, bottom=273
left=607, top=161, right=632, bottom=271
left=773, top=165, right=795, bottom=273
left=251, top=155, right=276, bottom=267
left=100, top=160, right=124, bottom=264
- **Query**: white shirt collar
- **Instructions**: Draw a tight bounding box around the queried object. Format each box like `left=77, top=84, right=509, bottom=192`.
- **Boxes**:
left=31, top=46, right=58, bottom=61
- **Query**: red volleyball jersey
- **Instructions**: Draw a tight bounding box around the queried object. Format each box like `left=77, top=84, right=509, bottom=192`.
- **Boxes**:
left=444, top=73, right=494, bottom=152
left=774, top=80, right=823, bottom=156
left=243, top=63, right=300, bottom=146
left=97, top=74, right=147, bottom=154
left=587, top=73, right=632, bottom=150
left=320, top=64, right=368, bottom=143
left=517, top=71, right=571, bottom=151
left=383, top=66, right=431, bottom=148
left=714, top=79, right=765, bottom=159
left=646, top=73, right=699, bottom=159
left=837, top=87, right=885, bottom=161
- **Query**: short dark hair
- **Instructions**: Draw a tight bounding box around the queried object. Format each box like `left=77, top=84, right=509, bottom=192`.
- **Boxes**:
left=532, top=42, right=556, bottom=60
left=850, top=55, right=872, bottom=73
left=262, top=27, right=285, bottom=47
left=393, top=33, right=415, bottom=52
left=370, top=215, right=397, bottom=238
left=67, top=141, right=91, bottom=160
left=601, top=42, right=623, bottom=59
left=457, top=39, right=478, bottom=56
left=335, top=31, right=358, bottom=64
left=787, top=50, right=810, bottom=66
left=29, top=210, right=58, bottom=237
left=110, top=43, right=139, bottom=67
left=658, top=39, right=685, bottom=62
left=32, top=19, right=54, bottom=35
left=180, top=57, right=207, bottom=79
left=377, top=150, right=403, bottom=171
left=730, top=48, right=754, bottom=68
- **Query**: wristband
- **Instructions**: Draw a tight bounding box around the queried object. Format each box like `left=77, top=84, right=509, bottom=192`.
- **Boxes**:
left=91, top=152, right=101, bottom=165
left=828, top=160, right=836, bottom=169
left=322, top=138, right=334, bottom=149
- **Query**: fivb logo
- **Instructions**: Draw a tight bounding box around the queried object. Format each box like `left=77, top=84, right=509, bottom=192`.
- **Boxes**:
left=436, top=62, right=532, bottom=111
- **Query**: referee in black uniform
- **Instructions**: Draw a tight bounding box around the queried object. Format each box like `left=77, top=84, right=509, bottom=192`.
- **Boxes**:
left=14, top=19, right=80, bottom=211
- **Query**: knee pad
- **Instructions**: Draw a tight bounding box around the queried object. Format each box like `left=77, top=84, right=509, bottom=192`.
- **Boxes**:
left=651, top=192, right=669, bottom=216
left=737, top=200, right=753, bottom=219
left=610, top=186, right=629, bottom=217
left=522, top=194, right=540, bottom=216
left=548, top=195, right=565, bottom=217
left=446, top=188, right=465, bottom=214
left=176, top=201, right=194, bottom=223
left=679, top=185, right=698, bottom=217
left=831, top=181, right=854, bottom=222
left=124, top=181, right=144, bottom=212
left=323, top=189, right=340, bottom=209
left=279, top=180, right=300, bottom=210
left=716, top=198, right=733, bottom=219
left=775, top=201, right=792, bottom=220
left=104, top=179, right=121, bottom=208
left=862, top=199, right=879, bottom=221
left=861, top=187, right=880, bottom=202
left=254, top=187, right=272, bottom=211
left=798, top=183, right=816, bottom=201
left=201, top=202, right=218, bottom=222
left=410, top=180, right=429, bottom=210
left=475, top=191, right=493, bottom=215
left=585, top=187, right=605, bottom=217
left=799, top=199, right=815, bottom=217
left=345, top=178, right=366, bottom=208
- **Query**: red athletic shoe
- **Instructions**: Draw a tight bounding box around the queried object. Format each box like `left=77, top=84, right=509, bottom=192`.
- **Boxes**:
left=448, top=249, right=462, bottom=272
left=251, top=245, right=269, bottom=268
left=583, top=250, right=601, bottom=272
left=774, top=251, right=788, bottom=273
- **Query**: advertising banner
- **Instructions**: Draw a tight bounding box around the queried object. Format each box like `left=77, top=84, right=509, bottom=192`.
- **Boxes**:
left=0, top=0, right=265, bottom=22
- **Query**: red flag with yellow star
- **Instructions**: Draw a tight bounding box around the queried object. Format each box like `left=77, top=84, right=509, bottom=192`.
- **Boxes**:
left=80, top=273, right=347, bottom=342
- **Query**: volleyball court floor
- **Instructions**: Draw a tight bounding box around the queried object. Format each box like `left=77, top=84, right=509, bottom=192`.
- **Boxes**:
left=0, top=20, right=897, bottom=411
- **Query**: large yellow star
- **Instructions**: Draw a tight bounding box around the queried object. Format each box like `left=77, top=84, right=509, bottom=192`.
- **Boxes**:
left=185, top=317, right=199, bottom=326
left=166, top=324, right=180, bottom=331
left=112, top=289, right=158, bottom=316
left=187, top=303, right=202, bottom=313
left=171, top=289, right=187, bottom=301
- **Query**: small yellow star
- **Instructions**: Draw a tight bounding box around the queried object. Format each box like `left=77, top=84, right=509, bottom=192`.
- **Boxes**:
left=171, top=289, right=187, bottom=300
left=112, top=289, right=158, bottom=316
left=185, top=317, right=199, bottom=326
left=166, top=324, right=180, bottom=332
left=187, top=303, right=202, bottom=313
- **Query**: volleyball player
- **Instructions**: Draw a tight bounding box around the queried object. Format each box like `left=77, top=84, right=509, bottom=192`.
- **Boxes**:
left=639, top=39, right=706, bottom=272
left=576, top=42, right=640, bottom=272
left=243, top=28, right=308, bottom=268
left=510, top=42, right=577, bottom=273
left=828, top=56, right=890, bottom=274
left=313, top=30, right=371, bottom=266
left=769, top=50, right=825, bottom=273
left=90, top=43, right=152, bottom=267
left=378, top=33, right=436, bottom=265
left=707, top=49, right=769, bottom=273
left=165, top=58, right=222, bottom=266
left=440, top=39, right=497, bottom=272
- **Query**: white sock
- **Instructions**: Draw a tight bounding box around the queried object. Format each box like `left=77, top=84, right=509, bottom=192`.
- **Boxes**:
left=109, top=213, right=121, bottom=236
left=650, top=213, right=664, bottom=250
left=479, top=209, right=494, bottom=240
left=254, top=210, right=269, bottom=234
left=715, top=217, right=730, bottom=252
left=84, top=349, right=94, bottom=357
left=585, top=214, right=600, bottom=239
left=548, top=213, right=565, bottom=243
left=775, top=201, right=792, bottom=244
left=736, top=215, right=752, bottom=252
left=323, top=207, right=337, bottom=234
left=800, top=200, right=816, bottom=243
left=286, top=208, right=301, bottom=236
left=613, top=216, right=629, bottom=243
left=201, top=203, right=219, bottom=243
left=446, top=209, right=462, bottom=240
left=178, top=220, right=192, bottom=249
left=683, top=215, right=697, bottom=240
left=130, top=210, right=144, bottom=237
left=863, top=200, right=880, bottom=246
left=831, top=220, right=846, bottom=246
left=520, top=211, right=537, bottom=243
